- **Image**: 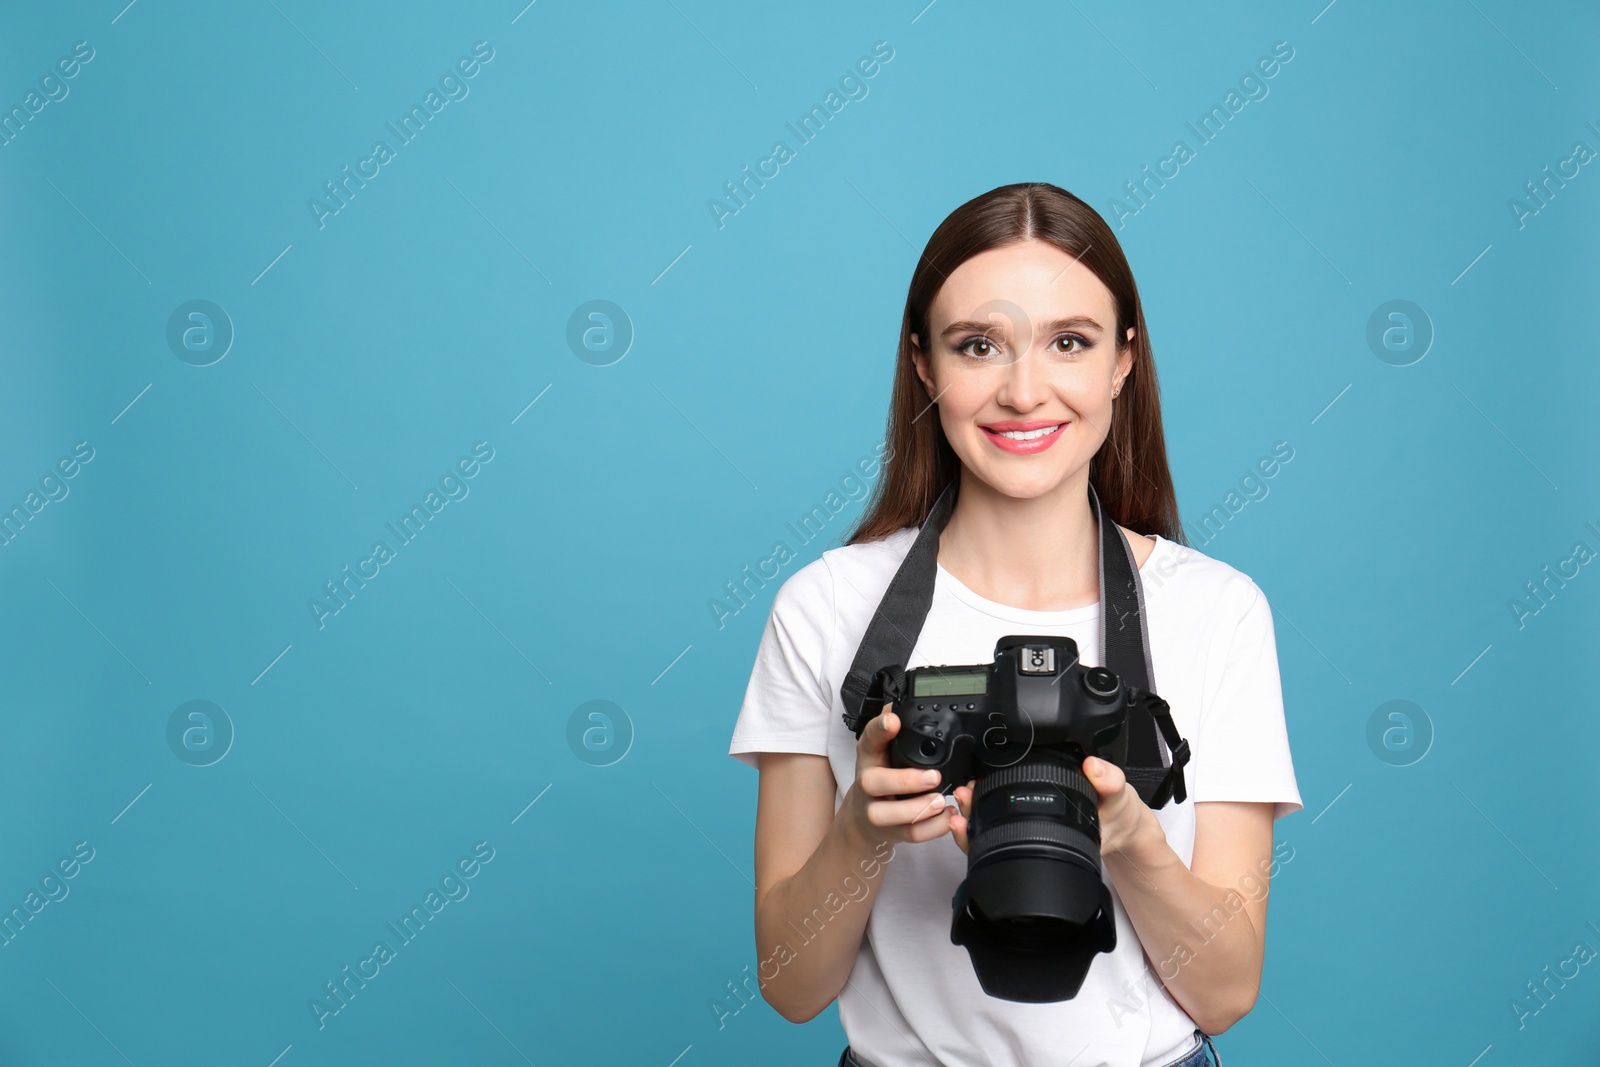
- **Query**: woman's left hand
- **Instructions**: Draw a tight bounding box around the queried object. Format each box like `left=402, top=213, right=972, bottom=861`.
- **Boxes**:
left=950, top=757, right=1155, bottom=857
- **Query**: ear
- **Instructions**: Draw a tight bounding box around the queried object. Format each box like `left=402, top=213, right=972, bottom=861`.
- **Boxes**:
left=910, top=332, right=936, bottom=399
left=1116, top=330, right=1135, bottom=388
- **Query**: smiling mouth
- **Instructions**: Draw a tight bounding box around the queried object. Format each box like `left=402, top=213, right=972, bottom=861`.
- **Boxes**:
left=983, top=424, right=1065, bottom=441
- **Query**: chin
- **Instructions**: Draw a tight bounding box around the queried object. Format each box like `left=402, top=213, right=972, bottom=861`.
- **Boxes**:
left=967, top=465, right=1069, bottom=500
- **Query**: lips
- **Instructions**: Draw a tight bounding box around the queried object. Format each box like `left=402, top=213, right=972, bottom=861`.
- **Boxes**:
left=980, top=420, right=1066, bottom=433
left=981, top=421, right=1068, bottom=455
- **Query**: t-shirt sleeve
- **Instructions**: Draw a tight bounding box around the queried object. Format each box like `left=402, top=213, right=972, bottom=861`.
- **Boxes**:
left=727, top=557, right=837, bottom=771
left=1189, top=579, right=1304, bottom=820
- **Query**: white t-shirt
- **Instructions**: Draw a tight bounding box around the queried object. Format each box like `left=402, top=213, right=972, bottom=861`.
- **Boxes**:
left=728, top=524, right=1303, bottom=1067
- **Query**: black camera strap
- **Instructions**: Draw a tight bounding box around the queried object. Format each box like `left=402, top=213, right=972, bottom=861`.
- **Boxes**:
left=840, top=474, right=1188, bottom=807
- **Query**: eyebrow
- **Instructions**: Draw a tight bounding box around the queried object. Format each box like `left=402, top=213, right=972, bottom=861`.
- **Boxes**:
left=939, top=314, right=1105, bottom=339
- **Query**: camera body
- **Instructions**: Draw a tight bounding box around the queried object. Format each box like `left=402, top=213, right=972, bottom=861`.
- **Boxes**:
left=868, top=635, right=1153, bottom=799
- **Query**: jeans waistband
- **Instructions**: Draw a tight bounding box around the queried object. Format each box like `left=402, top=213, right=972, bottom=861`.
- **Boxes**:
left=1162, top=1028, right=1223, bottom=1067
left=841, top=1029, right=1220, bottom=1067
left=838, top=1046, right=879, bottom=1067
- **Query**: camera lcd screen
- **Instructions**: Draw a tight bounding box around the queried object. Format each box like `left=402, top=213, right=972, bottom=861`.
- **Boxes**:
left=913, top=670, right=988, bottom=697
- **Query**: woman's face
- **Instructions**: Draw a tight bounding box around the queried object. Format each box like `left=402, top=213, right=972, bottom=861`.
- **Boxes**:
left=911, top=238, right=1134, bottom=501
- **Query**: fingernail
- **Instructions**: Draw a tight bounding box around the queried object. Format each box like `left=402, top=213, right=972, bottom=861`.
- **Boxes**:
left=924, top=769, right=940, bottom=784
left=1087, top=758, right=1101, bottom=776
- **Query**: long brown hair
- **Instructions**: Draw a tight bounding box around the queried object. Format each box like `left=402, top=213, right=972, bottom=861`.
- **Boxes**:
left=843, top=182, right=1186, bottom=547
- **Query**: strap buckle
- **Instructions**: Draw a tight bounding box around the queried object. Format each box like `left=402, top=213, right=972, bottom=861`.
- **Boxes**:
left=844, top=665, right=903, bottom=739
left=1143, top=695, right=1190, bottom=807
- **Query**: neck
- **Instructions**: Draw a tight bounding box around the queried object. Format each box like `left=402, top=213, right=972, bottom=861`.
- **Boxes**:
left=937, top=466, right=1102, bottom=612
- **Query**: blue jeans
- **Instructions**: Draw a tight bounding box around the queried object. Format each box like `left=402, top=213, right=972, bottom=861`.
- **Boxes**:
left=837, top=1029, right=1221, bottom=1067
left=1168, top=1028, right=1222, bottom=1067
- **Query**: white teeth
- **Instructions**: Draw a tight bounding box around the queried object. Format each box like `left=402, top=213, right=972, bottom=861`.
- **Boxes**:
left=995, top=424, right=1062, bottom=441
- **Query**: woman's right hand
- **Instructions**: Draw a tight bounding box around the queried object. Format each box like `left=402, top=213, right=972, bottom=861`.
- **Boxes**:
left=843, top=705, right=953, bottom=847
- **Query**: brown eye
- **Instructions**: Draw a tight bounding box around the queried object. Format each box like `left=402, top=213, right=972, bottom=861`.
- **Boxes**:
left=956, top=337, right=999, bottom=360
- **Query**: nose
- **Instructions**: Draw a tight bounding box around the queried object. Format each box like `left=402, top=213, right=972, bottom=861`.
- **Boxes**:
left=996, top=344, right=1048, bottom=411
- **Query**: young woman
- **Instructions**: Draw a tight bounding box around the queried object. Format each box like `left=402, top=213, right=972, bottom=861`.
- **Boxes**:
left=728, top=183, right=1302, bottom=1067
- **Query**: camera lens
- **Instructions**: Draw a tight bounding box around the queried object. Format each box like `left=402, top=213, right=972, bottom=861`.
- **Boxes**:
left=1083, top=667, right=1119, bottom=700
left=954, top=756, right=1115, bottom=1000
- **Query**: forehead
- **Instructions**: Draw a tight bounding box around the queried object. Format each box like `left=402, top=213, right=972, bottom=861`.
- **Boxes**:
left=928, top=240, right=1115, bottom=329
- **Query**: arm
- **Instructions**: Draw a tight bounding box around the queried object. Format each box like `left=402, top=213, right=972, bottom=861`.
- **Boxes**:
left=753, top=710, right=951, bottom=1023
left=1098, top=579, right=1297, bottom=1032
left=1098, top=792, right=1276, bottom=1035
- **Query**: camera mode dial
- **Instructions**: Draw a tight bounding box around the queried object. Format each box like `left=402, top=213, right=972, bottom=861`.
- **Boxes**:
left=1083, top=667, right=1120, bottom=701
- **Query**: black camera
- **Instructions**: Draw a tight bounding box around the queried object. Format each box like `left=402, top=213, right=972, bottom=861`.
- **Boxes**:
left=852, top=634, right=1189, bottom=1002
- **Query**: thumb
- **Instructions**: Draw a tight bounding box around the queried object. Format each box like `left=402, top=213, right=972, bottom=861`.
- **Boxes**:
left=1084, top=756, right=1125, bottom=797
left=863, top=707, right=898, bottom=765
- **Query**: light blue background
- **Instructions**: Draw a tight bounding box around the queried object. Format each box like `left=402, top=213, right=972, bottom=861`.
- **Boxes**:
left=1, top=1, right=1597, bottom=1064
